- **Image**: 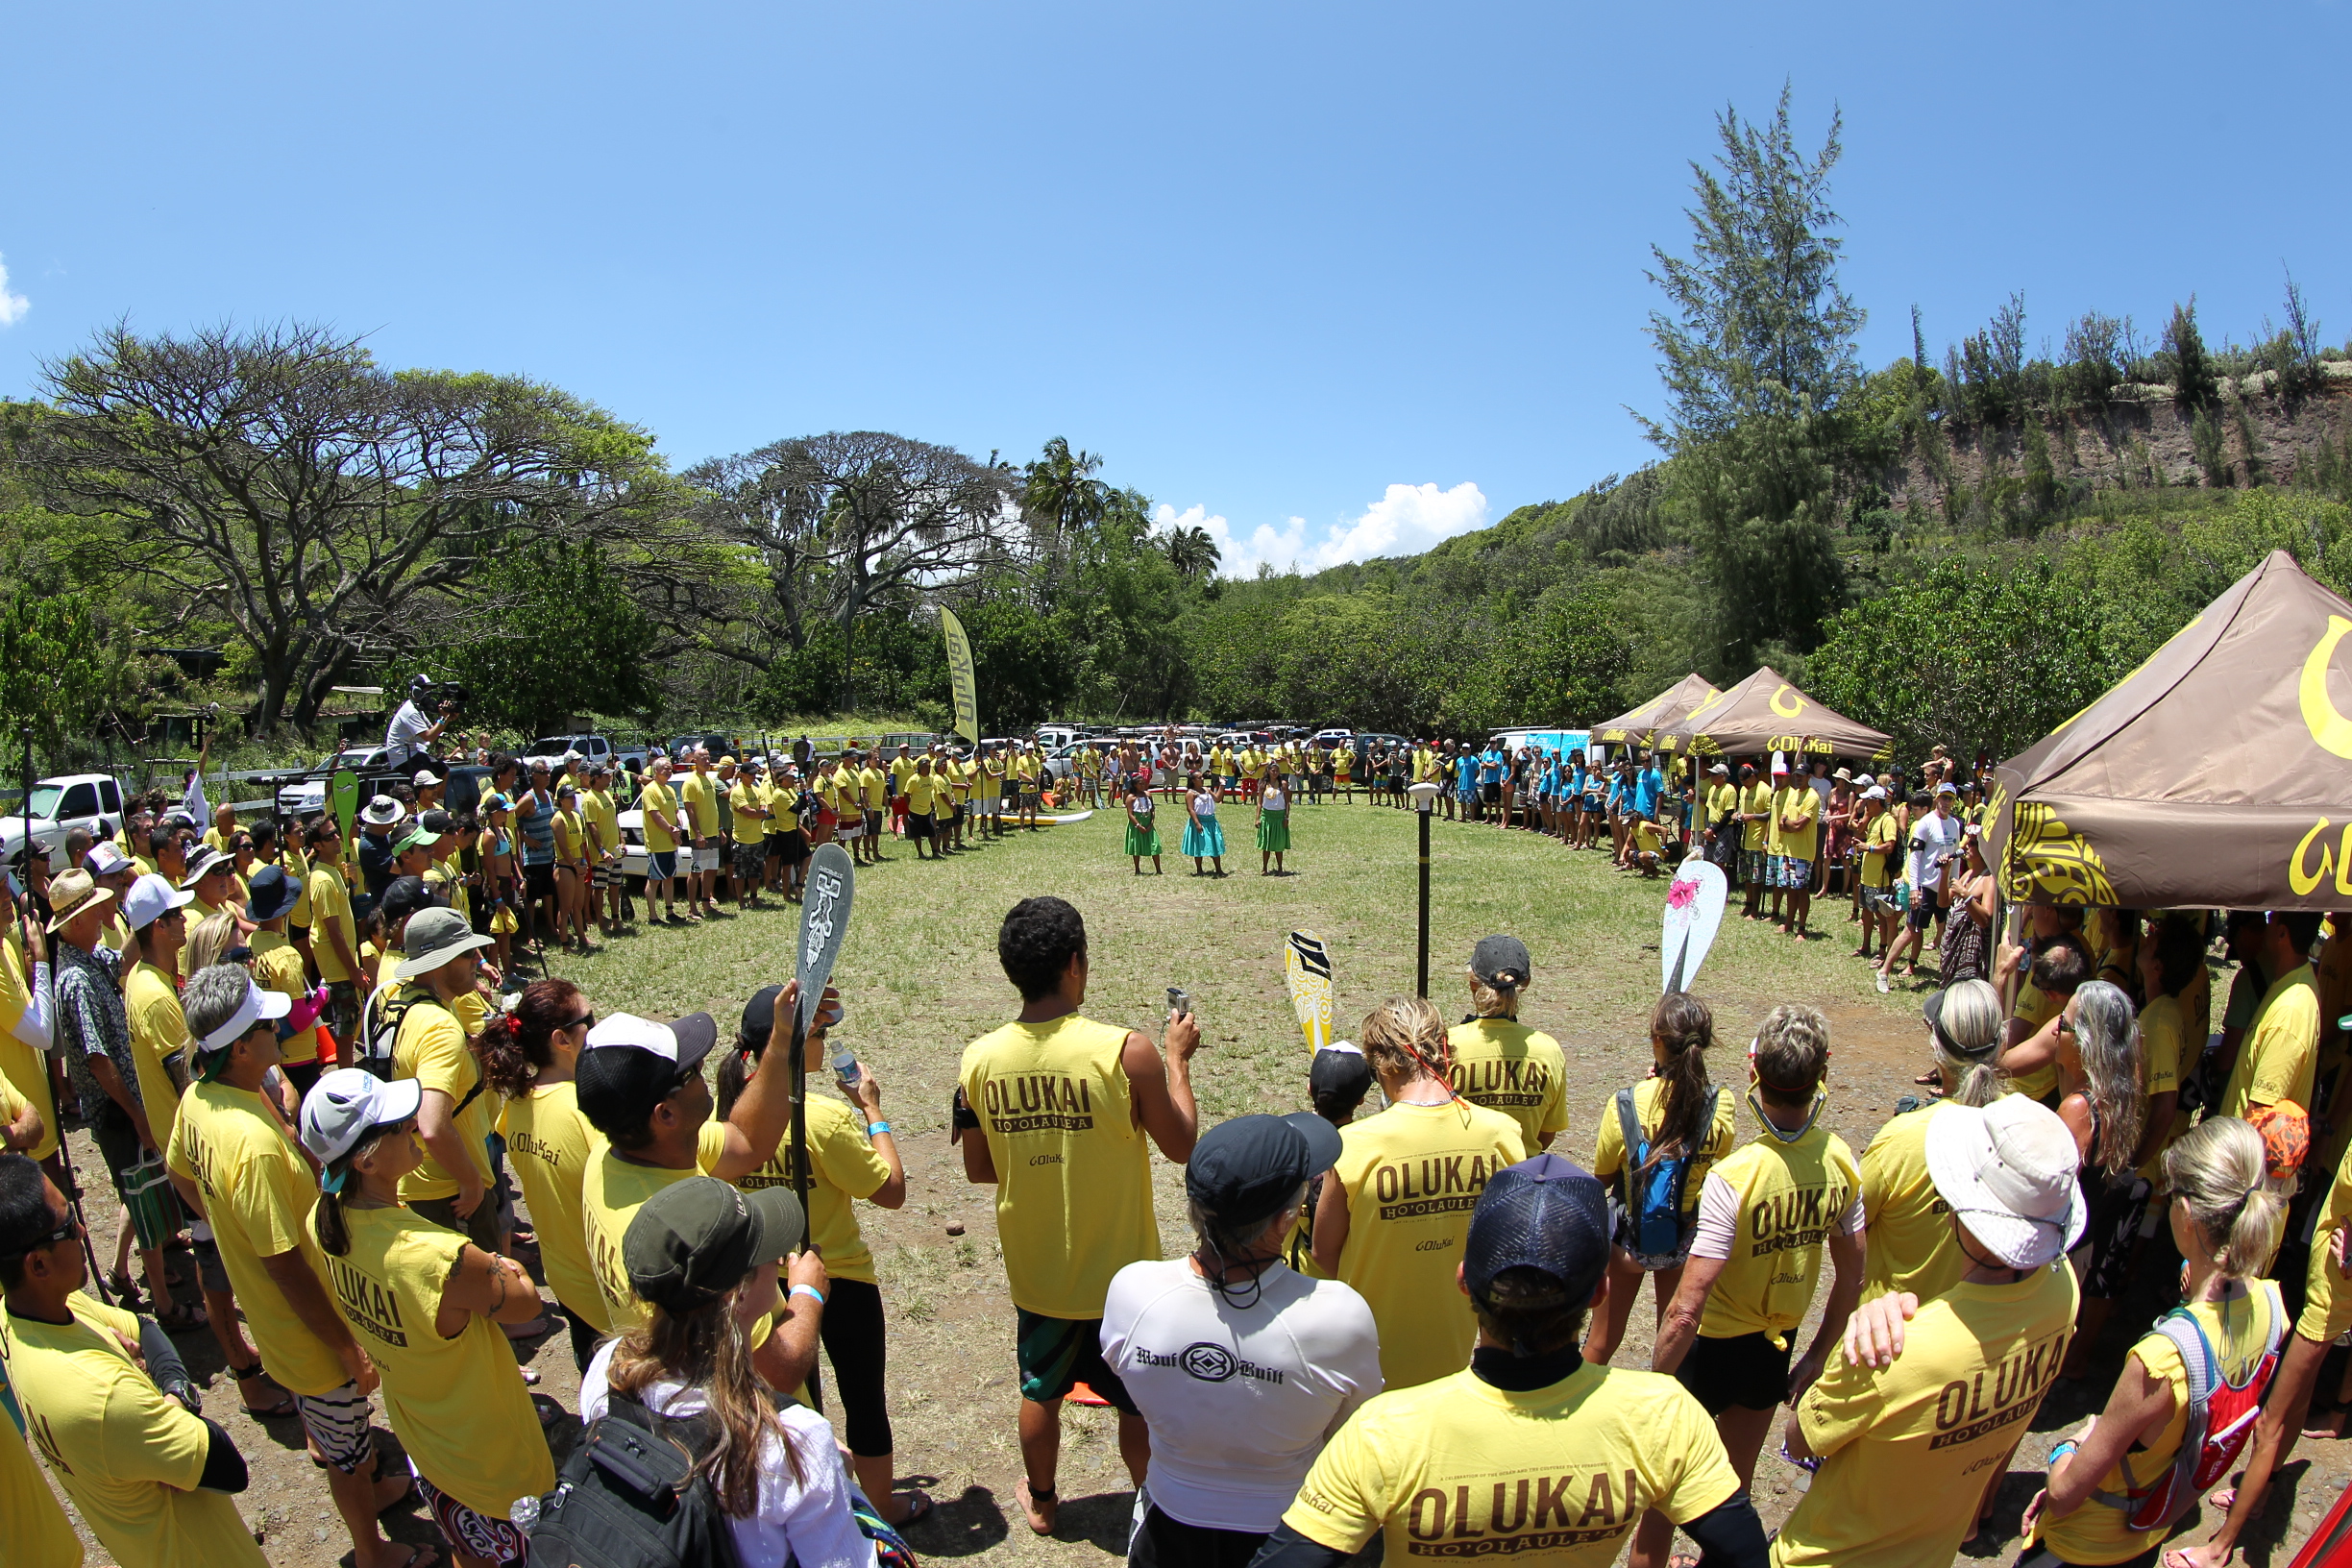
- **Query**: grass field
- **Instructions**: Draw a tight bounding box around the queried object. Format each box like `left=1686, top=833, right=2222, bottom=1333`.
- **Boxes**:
left=54, top=799, right=2352, bottom=1566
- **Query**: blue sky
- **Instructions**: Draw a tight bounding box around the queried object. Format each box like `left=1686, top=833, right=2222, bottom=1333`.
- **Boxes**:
left=5, top=3, right=2347, bottom=576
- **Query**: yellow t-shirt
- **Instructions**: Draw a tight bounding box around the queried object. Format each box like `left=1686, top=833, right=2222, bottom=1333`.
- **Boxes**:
left=124, top=961, right=189, bottom=1155
left=639, top=779, right=680, bottom=854
left=391, top=992, right=494, bottom=1203
left=1331, top=1099, right=1528, bottom=1390
left=1739, top=782, right=1774, bottom=852
left=1445, top=1018, right=1570, bottom=1150
left=2136, top=994, right=2187, bottom=1181
left=2033, top=1284, right=2282, bottom=1565
left=0, top=930, right=59, bottom=1161
left=859, top=766, right=888, bottom=810
left=678, top=771, right=720, bottom=839
left=584, top=788, right=621, bottom=857
left=1859, top=1100, right=1965, bottom=1304
left=0, top=1291, right=81, bottom=1568
left=1695, top=1121, right=1860, bottom=1346
left=1776, top=786, right=1822, bottom=862
left=959, top=1014, right=1160, bottom=1319
left=729, top=781, right=767, bottom=846
left=1772, top=1263, right=2079, bottom=1568
left=1589, top=1077, right=1736, bottom=1220
left=498, top=1081, right=609, bottom=1334
left=768, top=780, right=800, bottom=835
left=247, top=932, right=313, bottom=1066
left=5, top=1291, right=267, bottom=1568
left=306, top=863, right=357, bottom=985
left=906, top=772, right=942, bottom=816
left=2219, top=962, right=2320, bottom=1118
left=1703, top=782, right=1740, bottom=830
left=1284, top=1360, right=1740, bottom=1566
left=890, top=756, right=918, bottom=795
left=726, top=1093, right=892, bottom=1285
left=979, top=759, right=1004, bottom=801
left=317, top=1201, right=555, bottom=1518
left=582, top=1119, right=733, bottom=1334
left=1859, top=811, right=1898, bottom=888
left=163, top=1080, right=350, bottom=1396
left=2007, top=982, right=2063, bottom=1103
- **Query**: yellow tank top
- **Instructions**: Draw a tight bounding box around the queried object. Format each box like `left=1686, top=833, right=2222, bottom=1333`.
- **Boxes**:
left=316, top=1202, right=554, bottom=1520
left=959, top=1014, right=1159, bottom=1318
left=1696, top=1116, right=1859, bottom=1346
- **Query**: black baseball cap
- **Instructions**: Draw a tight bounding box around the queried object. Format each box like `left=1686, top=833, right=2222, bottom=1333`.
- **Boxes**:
left=624, top=1176, right=804, bottom=1314
left=1186, top=1113, right=1343, bottom=1229
left=1471, top=935, right=1532, bottom=989
left=740, top=984, right=784, bottom=1048
left=1462, top=1154, right=1611, bottom=1308
left=1310, top=1042, right=1374, bottom=1115
left=576, top=1013, right=722, bottom=1140
left=245, top=864, right=301, bottom=922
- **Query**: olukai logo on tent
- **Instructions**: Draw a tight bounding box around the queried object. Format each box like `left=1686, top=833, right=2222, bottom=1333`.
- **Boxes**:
left=2301, top=614, right=2352, bottom=759
left=2288, top=819, right=2352, bottom=897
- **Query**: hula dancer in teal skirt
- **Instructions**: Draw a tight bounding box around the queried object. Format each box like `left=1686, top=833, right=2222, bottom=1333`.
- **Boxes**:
left=1256, top=776, right=1291, bottom=874
left=1181, top=771, right=1226, bottom=876
left=1124, top=778, right=1164, bottom=874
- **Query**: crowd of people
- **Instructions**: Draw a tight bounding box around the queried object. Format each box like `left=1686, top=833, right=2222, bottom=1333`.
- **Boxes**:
left=0, top=709, right=2349, bottom=1568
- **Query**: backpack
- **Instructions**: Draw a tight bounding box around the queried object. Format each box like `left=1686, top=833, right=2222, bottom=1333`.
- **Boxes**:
left=1613, top=1085, right=1728, bottom=1268
left=2094, top=1281, right=2286, bottom=1532
left=525, top=1389, right=745, bottom=1568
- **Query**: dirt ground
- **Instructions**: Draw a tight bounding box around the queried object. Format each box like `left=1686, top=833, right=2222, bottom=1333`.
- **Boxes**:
left=28, top=801, right=2352, bottom=1566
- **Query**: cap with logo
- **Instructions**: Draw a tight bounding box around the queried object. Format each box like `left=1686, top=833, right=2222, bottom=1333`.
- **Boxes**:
left=179, top=845, right=233, bottom=890
left=575, top=1013, right=722, bottom=1139
left=192, top=976, right=295, bottom=1081
left=624, top=1175, right=804, bottom=1314
left=84, top=842, right=135, bottom=878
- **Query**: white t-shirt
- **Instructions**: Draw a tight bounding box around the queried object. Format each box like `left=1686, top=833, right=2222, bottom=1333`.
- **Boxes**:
left=1100, top=1258, right=1383, bottom=1533
left=1908, top=807, right=1965, bottom=893
left=383, top=699, right=431, bottom=764
left=578, top=1342, right=871, bottom=1568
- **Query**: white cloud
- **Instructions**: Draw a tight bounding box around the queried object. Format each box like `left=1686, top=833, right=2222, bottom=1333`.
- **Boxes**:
left=1156, top=481, right=1488, bottom=578
left=0, top=256, right=24, bottom=327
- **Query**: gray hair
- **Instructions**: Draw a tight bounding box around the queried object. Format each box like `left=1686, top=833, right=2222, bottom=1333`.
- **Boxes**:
left=2071, top=980, right=2145, bottom=1176
left=1185, top=1186, right=1306, bottom=1258
left=183, top=963, right=257, bottom=1045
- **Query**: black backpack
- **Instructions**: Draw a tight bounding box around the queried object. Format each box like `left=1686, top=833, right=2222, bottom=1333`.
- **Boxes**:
left=525, top=1390, right=745, bottom=1568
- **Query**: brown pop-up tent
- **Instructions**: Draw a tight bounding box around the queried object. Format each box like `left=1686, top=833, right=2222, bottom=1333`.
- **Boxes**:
left=1987, top=549, right=2352, bottom=910
left=1591, top=674, right=1718, bottom=747
left=1654, top=666, right=1892, bottom=763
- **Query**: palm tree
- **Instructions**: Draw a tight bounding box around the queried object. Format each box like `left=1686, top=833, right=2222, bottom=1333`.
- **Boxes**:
left=1163, top=525, right=1220, bottom=580
left=1021, top=437, right=1108, bottom=599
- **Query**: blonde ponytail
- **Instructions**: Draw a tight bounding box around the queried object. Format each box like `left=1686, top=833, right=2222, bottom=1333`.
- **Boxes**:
left=2164, top=1117, right=2286, bottom=1279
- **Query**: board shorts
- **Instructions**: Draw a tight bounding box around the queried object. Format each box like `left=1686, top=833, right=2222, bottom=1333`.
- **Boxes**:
left=733, top=842, right=766, bottom=880
left=1015, top=1307, right=1138, bottom=1412
left=980, top=795, right=1002, bottom=817
left=646, top=849, right=677, bottom=882
left=1859, top=882, right=1896, bottom=916
left=296, top=1380, right=376, bottom=1473
left=692, top=844, right=721, bottom=873
left=837, top=812, right=865, bottom=840
left=415, top=1461, right=529, bottom=1564
left=591, top=860, right=619, bottom=892
left=1776, top=854, right=1813, bottom=890
left=1742, top=848, right=1768, bottom=884
left=907, top=811, right=933, bottom=841
left=523, top=860, right=556, bottom=900
left=1677, top=1330, right=1793, bottom=1415
left=777, top=828, right=810, bottom=866
left=326, top=980, right=361, bottom=1050
left=91, top=1103, right=179, bottom=1251
left=1907, top=885, right=1943, bottom=931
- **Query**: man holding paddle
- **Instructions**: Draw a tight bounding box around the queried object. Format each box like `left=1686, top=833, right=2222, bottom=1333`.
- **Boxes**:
left=958, top=894, right=1204, bottom=1535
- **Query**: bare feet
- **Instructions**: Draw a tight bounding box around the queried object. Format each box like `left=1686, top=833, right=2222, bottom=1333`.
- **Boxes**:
left=1017, top=1478, right=1058, bottom=1534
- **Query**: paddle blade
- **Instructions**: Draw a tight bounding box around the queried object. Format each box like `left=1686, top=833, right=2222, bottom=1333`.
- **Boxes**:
left=331, top=770, right=360, bottom=843
left=1286, top=929, right=1335, bottom=1053
left=1661, top=860, right=1728, bottom=993
left=796, top=844, right=855, bottom=1033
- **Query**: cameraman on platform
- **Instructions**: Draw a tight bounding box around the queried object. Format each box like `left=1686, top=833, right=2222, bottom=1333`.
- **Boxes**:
left=384, top=675, right=454, bottom=772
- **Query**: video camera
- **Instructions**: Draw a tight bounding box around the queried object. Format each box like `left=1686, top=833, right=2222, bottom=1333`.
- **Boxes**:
left=409, top=678, right=472, bottom=715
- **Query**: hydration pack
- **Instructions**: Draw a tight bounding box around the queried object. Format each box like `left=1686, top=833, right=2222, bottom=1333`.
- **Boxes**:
left=2095, top=1281, right=2286, bottom=1532
left=1613, top=1085, right=1728, bottom=1268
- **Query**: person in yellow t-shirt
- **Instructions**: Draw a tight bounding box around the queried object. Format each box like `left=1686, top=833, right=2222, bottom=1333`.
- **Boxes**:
left=299, top=1067, right=555, bottom=1562
left=2216, top=911, right=2323, bottom=1123
left=1639, top=1005, right=1862, bottom=1568
left=304, top=817, right=365, bottom=1054
left=638, top=755, right=689, bottom=922
left=726, top=758, right=770, bottom=908
left=480, top=978, right=609, bottom=1370
left=161, top=967, right=417, bottom=1568
left=1444, top=936, right=1568, bottom=1152
left=678, top=749, right=723, bottom=918
left=1995, top=916, right=2094, bottom=1104
left=1272, top=1153, right=1766, bottom=1568
left=858, top=754, right=891, bottom=863
left=382, top=909, right=517, bottom=1269
left=1583, top=992, right=1738, bottom=1365
left=958, top=894, right=1204, bottom=1533
left=1313, top=996, right=1527, bottom=1393
left=0, top=1186, right=83, bottom=1568
left=906, top=755, right=943, bottom=861
left=722, top=984, right=926, bottom=1525
left=1772, top=1094, right=2082, bottom=1568
left=573, top=998, right=830, bottom=1390
left=1860, top=980, right=2006, bottom=1307
left=583, top=764, right=625, bottom=934
left=1735, top=765, right=1775, bottom=919
left=1768, top=763, right=1820, bottom=936
left=1852, top=789, right=1900, bottom=963
left=0, top=888, right=60, bottom=1165
left=2, top=1159, right=271, bottom=1568
left=2027, top=1116, right=2286, bottom=1568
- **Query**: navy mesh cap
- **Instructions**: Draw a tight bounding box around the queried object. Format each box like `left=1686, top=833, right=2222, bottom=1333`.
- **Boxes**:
left=1462, top=1153, right=1611, bottom=1306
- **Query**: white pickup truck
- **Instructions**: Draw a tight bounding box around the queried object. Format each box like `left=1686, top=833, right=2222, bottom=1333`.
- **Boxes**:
left=522, top=733, right=649, bottom=775
left=0, top=773, right=129, bottom=865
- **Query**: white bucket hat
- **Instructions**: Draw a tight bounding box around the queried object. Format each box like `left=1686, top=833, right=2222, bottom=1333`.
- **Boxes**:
left=1925, top=1094, right=2086, bottom=1269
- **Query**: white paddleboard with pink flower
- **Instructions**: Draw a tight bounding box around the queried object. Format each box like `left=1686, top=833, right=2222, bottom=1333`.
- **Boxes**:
left=1661, top=860, right=1727, bottom=993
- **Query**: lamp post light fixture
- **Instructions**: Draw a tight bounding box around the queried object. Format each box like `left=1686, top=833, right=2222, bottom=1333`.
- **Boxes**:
left=1407, top=781, right=1442, bottom=996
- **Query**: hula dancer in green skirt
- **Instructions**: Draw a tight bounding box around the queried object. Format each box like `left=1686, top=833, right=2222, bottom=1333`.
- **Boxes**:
left=1256, top=776, right=1291, bottom=874
left=1124, top=778, right=1164, bottom=874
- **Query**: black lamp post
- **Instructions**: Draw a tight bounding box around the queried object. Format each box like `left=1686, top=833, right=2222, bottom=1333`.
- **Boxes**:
left=1408, top=781, right=1441, bottom=996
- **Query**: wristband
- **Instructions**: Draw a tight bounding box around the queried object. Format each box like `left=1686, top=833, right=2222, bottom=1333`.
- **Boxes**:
left=2047, top=1438, right=2079, bottom=1468
left=791, top=1283, right=826, bottom=1308
left=866, top=1121, right=893, bottom=1138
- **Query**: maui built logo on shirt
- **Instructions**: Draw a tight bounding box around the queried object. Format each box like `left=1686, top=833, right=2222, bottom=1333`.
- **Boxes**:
left=1130, top=1341, right=1287, bottom=1385
left=979, top=1071, right=1096, bottom=1134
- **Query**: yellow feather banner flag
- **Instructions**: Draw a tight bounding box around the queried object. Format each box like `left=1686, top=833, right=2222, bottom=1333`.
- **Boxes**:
left=941, top=607, right=980, bottom=745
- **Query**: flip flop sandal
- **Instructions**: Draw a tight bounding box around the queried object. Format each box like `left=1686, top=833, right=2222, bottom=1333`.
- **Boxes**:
left=893, top=1489, right=937, bottom=1528
left=233, top=1364, right=297, bottom=1418
left=2208, top=1486, right=2237, bottom=1512
left=108, top=1270, right=143, bottom=1307
left=155, top=1300, right=208, bottom=1333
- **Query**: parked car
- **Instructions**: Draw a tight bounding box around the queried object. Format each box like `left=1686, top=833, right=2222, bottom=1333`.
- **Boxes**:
left=0, top=774, right=128, bottom=866
left=667, top=732, right=740, bottom=764
left=522, top=733, right=622, bottom=774
left=277, top=747, right=394, bottom=817
left=1035, top=724, right=1084, bottom=750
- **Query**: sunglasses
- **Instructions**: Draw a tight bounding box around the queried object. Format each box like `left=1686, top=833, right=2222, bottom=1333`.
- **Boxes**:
left=562, top=1012, right=596, bottom=1033
left=2, top=1212, right=79, bottom=1260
